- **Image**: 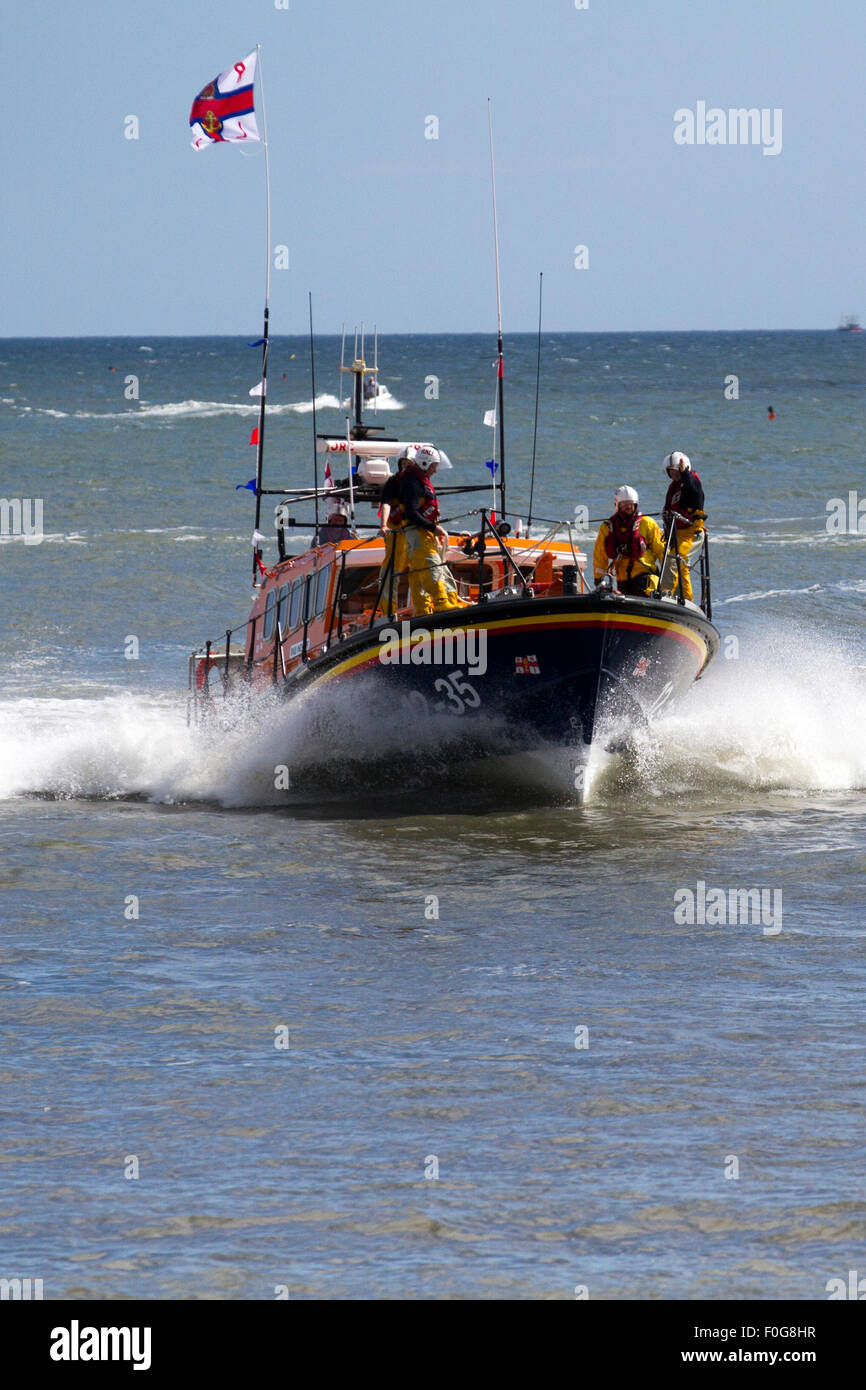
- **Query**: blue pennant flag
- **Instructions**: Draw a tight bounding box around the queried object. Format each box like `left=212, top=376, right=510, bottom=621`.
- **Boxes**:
left=248, top=338, right=266, bottom=347
left=235, top=478, right=257, bottom=492
left=484, top=458, right=498, bottom=476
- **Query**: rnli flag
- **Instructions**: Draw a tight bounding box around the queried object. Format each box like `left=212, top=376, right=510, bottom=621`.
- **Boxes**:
left=190, top=51, right=260, bottom=150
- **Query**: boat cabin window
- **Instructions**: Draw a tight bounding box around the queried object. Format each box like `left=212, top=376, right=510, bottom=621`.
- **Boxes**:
left=452, top=561, right=496, bottom=598
left=263, top=588, right=277, bottom=640
left=276, top=583, right=290, bottom=633
left=315, top=564, right=332, bottom=617
left=288, top=577, right=303, bottom=632
left=338, top=565, right=381, bottom=616
left=340, top=566, right=373, bottom=602
left=303, top=572, right=315, bottom=624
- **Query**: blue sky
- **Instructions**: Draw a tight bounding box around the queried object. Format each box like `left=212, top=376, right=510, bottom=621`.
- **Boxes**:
left=4, top=0, right=864, bottom=334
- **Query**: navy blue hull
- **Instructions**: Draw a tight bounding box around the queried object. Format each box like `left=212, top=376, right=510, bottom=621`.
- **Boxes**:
left=282, top=594, right=719, bottom=751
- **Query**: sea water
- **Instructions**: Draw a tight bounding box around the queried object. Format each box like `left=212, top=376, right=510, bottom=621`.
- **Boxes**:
left=1, top=332, right=864, bottom=1298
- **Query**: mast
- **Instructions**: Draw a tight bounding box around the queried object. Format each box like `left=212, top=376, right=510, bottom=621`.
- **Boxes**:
left=356, top=323, right=364, bottom=426
left=308, top=293, right=320, bottom=535
left=338, top=322, right=379, bottom=435
left=488, top=100, right=506, bottom=521
left=528, top=271, right=543, bottom=528
left=345, top=415, right=355, bottom=524
left=252, top=41, right=272, bottom=583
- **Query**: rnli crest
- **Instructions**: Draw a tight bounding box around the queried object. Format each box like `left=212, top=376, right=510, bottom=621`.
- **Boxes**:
left=201, top=107, right=223, bottom=137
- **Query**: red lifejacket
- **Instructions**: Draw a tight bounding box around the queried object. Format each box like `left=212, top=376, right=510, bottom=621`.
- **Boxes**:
left=402, top=462, right=440, bottom=525
left=605, top=511, right=647, bottom=561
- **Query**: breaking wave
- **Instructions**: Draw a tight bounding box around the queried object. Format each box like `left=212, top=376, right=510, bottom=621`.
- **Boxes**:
left=18, top=390, right=404, bottom=422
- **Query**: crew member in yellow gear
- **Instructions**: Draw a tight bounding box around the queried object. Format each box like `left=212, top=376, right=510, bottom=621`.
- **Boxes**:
left=377, top=447, right=412, bottom=613
left=397, top=444, right=466, bottom=614
left=593, top=486, right=667, bottom=596
left=660, top=451, right=706, bottom=602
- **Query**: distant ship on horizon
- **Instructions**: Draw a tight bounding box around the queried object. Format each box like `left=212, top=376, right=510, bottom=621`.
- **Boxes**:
left=836, top=313, right=862, bottom=332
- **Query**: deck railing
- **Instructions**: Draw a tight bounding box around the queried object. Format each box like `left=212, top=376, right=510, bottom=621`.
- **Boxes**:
left=190, top=515, right=712, bottom=720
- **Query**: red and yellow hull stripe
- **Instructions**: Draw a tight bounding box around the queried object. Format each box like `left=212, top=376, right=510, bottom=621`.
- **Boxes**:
left=313, top=608, right=711, bottom=686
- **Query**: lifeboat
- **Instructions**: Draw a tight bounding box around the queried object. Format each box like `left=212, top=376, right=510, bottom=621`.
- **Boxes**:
left=190, top=379, right=719, bottom=773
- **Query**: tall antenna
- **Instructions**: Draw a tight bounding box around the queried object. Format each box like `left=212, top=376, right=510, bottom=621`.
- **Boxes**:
left=373, top=324, right=378, bottom=414
left=528, top=272, right=543, bottom=528
left=309, top=292, right=320, bottom=535
left=488, top=99, right=506, bottom=520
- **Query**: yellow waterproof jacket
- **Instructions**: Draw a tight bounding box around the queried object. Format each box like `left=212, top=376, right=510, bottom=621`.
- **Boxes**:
left=593, top=514, right=666, bottom=584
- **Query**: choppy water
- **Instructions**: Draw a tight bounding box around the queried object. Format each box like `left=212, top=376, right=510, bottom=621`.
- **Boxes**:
left=1, top=333, right=864, bottom=1299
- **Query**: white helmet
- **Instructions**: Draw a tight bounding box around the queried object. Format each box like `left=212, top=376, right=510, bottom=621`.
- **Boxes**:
left=664, top=451, right=691, bottom=473
left=614, top=485, right=639, bottom=506
left=413, top=444, right=442, bottom=473
left=396, top=445, right=416, bottom=465
left=327, top=500, right=349, bottom=520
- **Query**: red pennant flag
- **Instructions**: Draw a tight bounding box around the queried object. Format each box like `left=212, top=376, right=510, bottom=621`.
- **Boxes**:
left=249, top=427, right=259, bottom=445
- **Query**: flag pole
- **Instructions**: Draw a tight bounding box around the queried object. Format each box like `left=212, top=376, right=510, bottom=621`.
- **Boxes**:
left=253, top=41, right=271, bottom=582
left=488, top=99, right=506, bottom=522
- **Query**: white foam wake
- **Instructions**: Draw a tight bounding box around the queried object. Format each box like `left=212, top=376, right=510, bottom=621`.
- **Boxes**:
left=0, top=680, right=478, bottom=807
left=20, top=391, right=405, bottom=422
left=612, top=629, right=866, bottom=797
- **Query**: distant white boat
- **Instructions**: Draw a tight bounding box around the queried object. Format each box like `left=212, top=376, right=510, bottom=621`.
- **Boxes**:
left=363, top=378, right=394, bottom=403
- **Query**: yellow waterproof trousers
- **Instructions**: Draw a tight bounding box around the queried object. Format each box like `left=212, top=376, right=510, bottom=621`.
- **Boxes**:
left=379, top=525, right=408, bottom=612
left=661, top=524, right=703, bottom=602
left=404, top=526, right=464, bottom=614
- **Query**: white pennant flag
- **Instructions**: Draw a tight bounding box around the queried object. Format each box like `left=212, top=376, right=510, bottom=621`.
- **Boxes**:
left=483, top=409, right=497, bottom=428
left=249, top=380, right=265, bottom=398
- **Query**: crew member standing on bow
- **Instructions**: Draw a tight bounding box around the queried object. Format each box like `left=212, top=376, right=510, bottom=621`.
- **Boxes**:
left=660, top=451, right=706, bottom=602
left=397, top=445, right=465, bottom=613
left=593, top=486, right=666, bottom=596
left=377, top=447, right=412, bottom=614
